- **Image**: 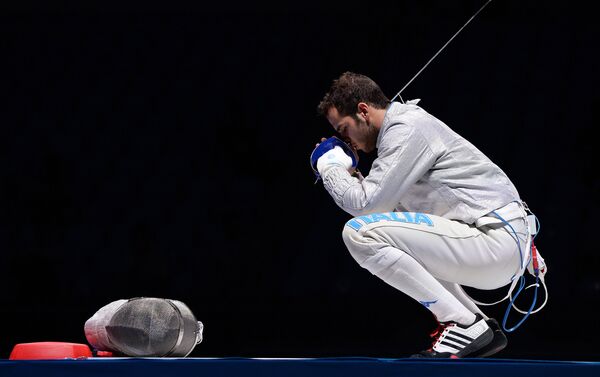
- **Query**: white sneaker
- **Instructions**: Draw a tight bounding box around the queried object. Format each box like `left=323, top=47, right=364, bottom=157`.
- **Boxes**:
left=411, top=313, right=494, bottom=358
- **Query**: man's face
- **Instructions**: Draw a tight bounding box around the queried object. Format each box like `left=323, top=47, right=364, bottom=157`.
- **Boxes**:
left=326, top=107, right=377, bottom=153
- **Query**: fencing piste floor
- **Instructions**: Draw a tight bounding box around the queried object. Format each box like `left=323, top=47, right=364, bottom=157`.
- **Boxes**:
left=1, top=357, right=599, bottom=377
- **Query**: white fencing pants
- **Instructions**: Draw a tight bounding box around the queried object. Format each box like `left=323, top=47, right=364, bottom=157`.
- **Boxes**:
left=341, top=207, right=528, bottom=325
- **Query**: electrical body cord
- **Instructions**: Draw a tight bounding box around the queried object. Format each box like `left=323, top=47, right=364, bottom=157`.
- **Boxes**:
left=484, top=202, right=548, bottom=332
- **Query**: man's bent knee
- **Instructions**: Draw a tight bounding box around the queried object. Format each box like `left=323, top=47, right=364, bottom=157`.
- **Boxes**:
left=342, top=220, right=377, bottom=267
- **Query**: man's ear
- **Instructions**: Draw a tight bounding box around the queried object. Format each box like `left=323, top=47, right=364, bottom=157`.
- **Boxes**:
left=357, top=102, right=369, bottom=120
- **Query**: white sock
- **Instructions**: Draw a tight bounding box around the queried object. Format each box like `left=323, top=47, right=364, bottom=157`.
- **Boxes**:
left=437, top=279, right=488, bottom=320
left=362, top=246, right=476, bottom=325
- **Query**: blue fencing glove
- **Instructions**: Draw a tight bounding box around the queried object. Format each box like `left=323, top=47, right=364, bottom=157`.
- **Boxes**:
left=310, top=136, right=358, bottom=182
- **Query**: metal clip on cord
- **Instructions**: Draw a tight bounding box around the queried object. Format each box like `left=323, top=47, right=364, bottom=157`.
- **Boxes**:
left=508, top=216, right=548, bottom=317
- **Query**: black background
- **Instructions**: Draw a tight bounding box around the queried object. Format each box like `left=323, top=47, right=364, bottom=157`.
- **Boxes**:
left=1, top=1, right=598, bottom=361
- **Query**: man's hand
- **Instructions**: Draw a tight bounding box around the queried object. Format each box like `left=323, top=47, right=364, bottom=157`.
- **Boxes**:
left=310, top=136, right=358, bottom=181
left=316, top=146, right=354, bottom=175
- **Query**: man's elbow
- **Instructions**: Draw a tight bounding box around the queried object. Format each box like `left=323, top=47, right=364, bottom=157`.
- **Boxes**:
left=343, top=192, right=389, bottom=217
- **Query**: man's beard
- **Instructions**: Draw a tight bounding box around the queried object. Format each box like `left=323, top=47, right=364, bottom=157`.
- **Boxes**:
left=361, top=119, right=378, bottom=153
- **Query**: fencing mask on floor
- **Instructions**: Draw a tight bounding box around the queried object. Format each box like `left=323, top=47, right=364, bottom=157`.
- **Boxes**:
left=84, top=297, right=203, bottom=357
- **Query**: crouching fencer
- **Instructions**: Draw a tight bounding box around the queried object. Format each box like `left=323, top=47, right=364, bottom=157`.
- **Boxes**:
left=311, top=72, right=546, bottom=358
left=84, top=297, right=203, bottom=357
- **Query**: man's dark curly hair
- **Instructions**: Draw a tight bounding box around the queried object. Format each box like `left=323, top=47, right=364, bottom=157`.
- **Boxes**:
left=317, top=72, right=390, bottom=118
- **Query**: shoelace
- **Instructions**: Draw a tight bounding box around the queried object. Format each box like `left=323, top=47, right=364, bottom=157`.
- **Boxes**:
left=428, top=322, right=450, bottom=350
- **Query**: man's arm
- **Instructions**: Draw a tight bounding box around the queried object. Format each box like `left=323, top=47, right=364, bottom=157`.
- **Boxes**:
left=321, top=123, right=436, bottom=217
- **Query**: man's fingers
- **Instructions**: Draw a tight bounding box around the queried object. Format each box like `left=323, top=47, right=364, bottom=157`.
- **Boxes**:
left=315, top=137, right=328, bottom=148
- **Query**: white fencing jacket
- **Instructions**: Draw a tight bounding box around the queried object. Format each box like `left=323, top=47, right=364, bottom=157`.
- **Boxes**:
left=321, top=101, right=521, bottom=224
